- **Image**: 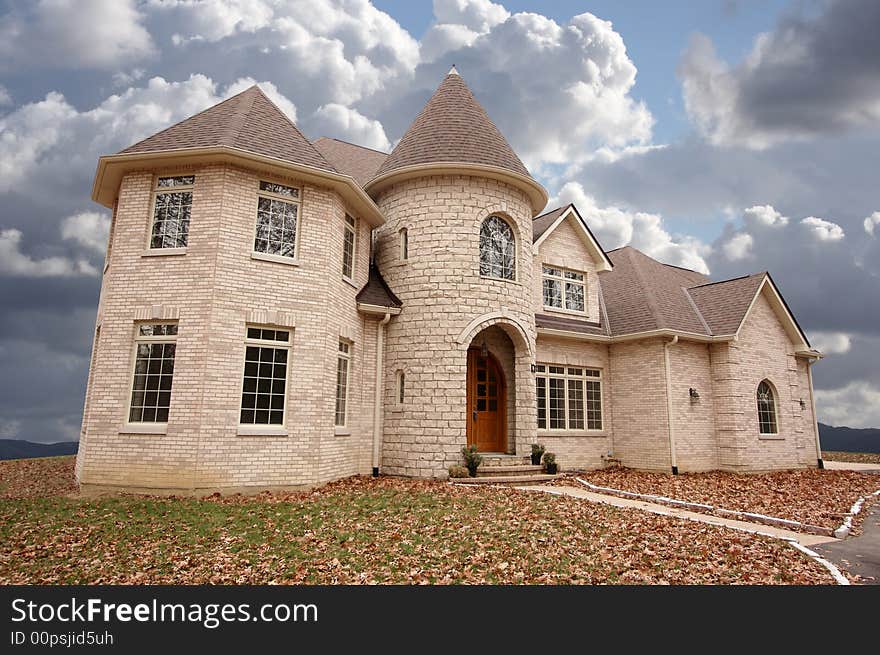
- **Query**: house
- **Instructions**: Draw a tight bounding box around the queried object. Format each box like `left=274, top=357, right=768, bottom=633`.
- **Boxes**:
left=75, top=68, right=824, bottom=494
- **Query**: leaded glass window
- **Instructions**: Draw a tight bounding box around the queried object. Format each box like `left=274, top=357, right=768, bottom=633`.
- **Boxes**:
left=757, top=380, right=778, bottom=434
left=342, top=215, right=356, bottom=280
left=335, top=340, right=351, bottom=427
left=150, top=176, right=193, bottom=249
left=479, top=216, right=515, bottom=280
left=542, top=266, right=586, bottom=313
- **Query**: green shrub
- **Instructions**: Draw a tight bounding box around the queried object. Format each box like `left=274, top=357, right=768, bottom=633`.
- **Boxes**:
left=461, top=444, right=483, bottom=477
left=530, top=443, right=545, bottom=464
left=448, top=465, right=470, bottom=479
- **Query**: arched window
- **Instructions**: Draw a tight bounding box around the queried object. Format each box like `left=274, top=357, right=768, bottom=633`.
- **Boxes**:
left=479, top=216, right=515, bottom=280
left=757, top=380, right=778, bottom=434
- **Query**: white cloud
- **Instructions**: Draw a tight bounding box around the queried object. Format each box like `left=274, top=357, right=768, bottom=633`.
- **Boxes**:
left=810, top=331, right=852, bottom=355
left=743, top=204, right=788, bottom=228
left=0, top=418, right=22, bottom=438
left=0, top=85, right=11, bottom=107
left=308, top=104, right=390, bottom=151
left=223, top=77, right=298, bottom=123
left=864, top=211, right=880, bottom=237
left=815, top=382, right=880, bottom=429
left=801, top=216, right=844, bottom=242
left=0, top=75, right=299, bottom=196
left=433, top=0, right=509, bottom=33
left=552, top=181, right=711, bottom=274
left=0, top=0, right=155, bottom=71
left=721, top=232, right=753, bottom=261
left=61, top=211, right=111, bottom=254
left=0, top=229, right=97, bottom=278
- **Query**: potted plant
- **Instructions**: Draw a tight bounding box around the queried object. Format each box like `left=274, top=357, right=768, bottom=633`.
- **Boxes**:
left=461, top=444, right=483, bottom=477
left=542, top=452, right=558, bottom=475
left=530, top=443, right=546, bottom=465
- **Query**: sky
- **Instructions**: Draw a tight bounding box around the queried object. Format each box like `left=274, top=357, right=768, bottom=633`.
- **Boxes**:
left=0, top=0, right=878, bottom=443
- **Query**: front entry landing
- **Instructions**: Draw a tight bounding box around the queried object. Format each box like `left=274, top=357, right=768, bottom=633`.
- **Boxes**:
left=466, top=348, right=506, bottom=452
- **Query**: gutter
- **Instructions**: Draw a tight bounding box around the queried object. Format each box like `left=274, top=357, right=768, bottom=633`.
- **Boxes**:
left=372, top=312, right=392, bottom=476
left=663, top=335, right=679, bottom=474
left=805, top=357, right=824, bottom=469
left=535, top=326, right=736, bottom=344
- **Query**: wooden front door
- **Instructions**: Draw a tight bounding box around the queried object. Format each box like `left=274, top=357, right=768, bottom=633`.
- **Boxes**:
left=466, top=348, right=506, bottom=452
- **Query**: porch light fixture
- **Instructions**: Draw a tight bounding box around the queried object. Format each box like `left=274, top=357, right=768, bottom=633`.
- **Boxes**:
left=530, top=364, right=536, bottom=373
left=799, top=399, right=807, bottom=410
left=689, top=388, right=700, bottom=400
left=480, top=341, right=488, bottom=359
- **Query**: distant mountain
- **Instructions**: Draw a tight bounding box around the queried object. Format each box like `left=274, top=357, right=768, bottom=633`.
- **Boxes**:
left=0, top=440, right=79, bottom=461
left=818, top=423, right=880, bottom=454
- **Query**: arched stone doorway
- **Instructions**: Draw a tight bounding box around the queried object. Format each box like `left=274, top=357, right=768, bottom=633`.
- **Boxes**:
left=466, top=325, right=519, bottom=453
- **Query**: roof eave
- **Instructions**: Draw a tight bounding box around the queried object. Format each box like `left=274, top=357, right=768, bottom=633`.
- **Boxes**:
left=364, top=162, right=549, bottom=215
left=536, top=326, right=735, bottom=343
left=92, top=146, right=386, bottom=226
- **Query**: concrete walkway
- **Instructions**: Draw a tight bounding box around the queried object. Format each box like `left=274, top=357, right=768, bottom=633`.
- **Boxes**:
left=824, top=460, right=880, bottom=472
left=518, top=484, right=837, bottom=547
left=814, top=501, right=880, bottom=584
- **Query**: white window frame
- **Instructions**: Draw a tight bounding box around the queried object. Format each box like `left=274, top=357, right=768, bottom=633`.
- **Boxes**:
left=238, top=326, right=291, bottom=433
left=147, top=175, right=195, bottom=252
left=535, top=364, right=603, bottom=432
left=335, top=340, right=352, bottom=428
left=542, top=266, right=587, bottom=316
left=342, top=214, right=357, bottom=282
left=757, top=379, right=780, bottom=436
left=125, top=322, right=178, bottom=430
left=251, top=180, right=302, bottom=265
left=399, top=227, right=408, bottom=262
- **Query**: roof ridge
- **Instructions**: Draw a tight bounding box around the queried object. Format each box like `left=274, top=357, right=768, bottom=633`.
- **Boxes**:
left=688, top=272, right=764, bottom=290
left=222, top=85, right=258, bottom=146
left=315, top=136, right=389, bottom=156
left=623, top=247, right=668, bottom=330
left=681, top=287, right=712, bottom=335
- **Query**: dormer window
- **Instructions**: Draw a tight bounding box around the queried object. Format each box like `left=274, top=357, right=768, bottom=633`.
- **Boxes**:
left=150, top=176, right=194, bottom=249
left=479, top=215, right=515, bottom=280
left=254, top=180, right=300, bottom=260
left=542, top=266, right=586, bottom=314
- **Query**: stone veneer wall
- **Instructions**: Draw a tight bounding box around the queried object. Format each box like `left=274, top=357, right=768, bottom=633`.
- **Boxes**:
left=76, top=163, right=376, bottom=493
left=374, top=174, right=537, bottom=477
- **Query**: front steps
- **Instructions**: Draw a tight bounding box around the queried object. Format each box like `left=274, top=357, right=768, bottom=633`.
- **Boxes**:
left=453, top=453, right=562, bottom=486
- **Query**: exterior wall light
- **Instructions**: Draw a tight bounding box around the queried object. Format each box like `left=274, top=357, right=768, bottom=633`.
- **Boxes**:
left=799, top=399, right=807, bottom=409
left=689, top=388, right=700, bottom=400
left=480, top=341, right=489, bottom=359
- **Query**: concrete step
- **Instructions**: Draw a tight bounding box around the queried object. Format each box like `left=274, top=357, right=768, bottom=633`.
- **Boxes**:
left=453, top=474, right=562, bottom=486
left=476, top=464, right=544, bottom=477
left=479, top=455, right=533, bottom=467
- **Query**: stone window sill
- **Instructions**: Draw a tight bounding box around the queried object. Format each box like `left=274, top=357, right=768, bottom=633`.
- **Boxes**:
left=142, top=247, right=187, bottom=257
left=758, top=435, right=785, bottom=441
left=542, top=306, right=590, bottom=319
left=119, top=423, right=167, bottom=435
left=251, top=251, right=301, bottom=267
left=334, top=427, right=352, bottom=436
left=237, top=425, right=288, bottom=437
left=343, top=277, right=358, bottom=290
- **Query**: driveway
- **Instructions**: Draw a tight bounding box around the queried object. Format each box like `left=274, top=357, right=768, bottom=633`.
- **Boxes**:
left=814, top=501, right=880, bottom=584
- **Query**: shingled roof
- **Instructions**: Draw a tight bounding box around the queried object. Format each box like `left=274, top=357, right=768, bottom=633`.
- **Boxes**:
left=356, top=265, right=402, bottom=310
left=373, top=68, right=531, bottom=180
left=313, top=137, right=388, bottom=187
left=532, top=205, right=569, bottom=242
left=687, top=274, right=767, bottom=336
left=120, top=85, right=336, bottom=173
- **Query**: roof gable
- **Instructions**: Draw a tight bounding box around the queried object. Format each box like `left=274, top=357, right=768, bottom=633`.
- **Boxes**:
left=120, top=85, right=336, bottom=173
left=739, top=275, right=812, bottom=351
left=533, top=204, right=613, bottom=272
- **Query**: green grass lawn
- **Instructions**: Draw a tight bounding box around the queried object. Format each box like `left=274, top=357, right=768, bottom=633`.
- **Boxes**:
left=0, top=457, right=832, bottom=585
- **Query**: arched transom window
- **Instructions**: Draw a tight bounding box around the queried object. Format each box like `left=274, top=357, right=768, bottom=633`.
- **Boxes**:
left=756, top=380, right=778, bottom=434
left=479, top=216, right=515, bottom=280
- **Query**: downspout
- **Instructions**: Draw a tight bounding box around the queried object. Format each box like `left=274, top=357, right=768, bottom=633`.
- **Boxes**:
left=663, top=335, right=679, bottom=474
left=372, top=312, right=391, bottom=476
left=806, top=359, right=824, bottom=469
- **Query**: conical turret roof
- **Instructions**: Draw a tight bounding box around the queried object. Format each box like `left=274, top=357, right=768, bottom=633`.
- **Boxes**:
left=373, top=68, right=531, bottom=179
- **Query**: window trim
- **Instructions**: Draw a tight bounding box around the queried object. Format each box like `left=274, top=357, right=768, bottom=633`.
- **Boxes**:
left=251, top=179, right=302, bottom=262
left=479, top=215, right=518, bottom=282
left=335, top=339, right=352, bottom=428
left=237, top=325, right=292, bottom=433
left=542, top=265, right=588, bottom=316
left=122, top=322, right=179, bottom=432
left=342, top=214, right=357, bottom=283
left=535, top=364, right=604, bottom=433
left=147, top=175, right=195, bottom=251
left=756, top=379, right=780, bottom=436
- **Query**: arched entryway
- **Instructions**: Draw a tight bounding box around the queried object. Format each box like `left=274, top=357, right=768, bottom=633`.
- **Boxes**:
left=466, top=347, right=507, bottom=452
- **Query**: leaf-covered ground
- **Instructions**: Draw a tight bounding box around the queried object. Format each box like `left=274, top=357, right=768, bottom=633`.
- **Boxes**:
left=574, top=467, right=879, bottom=530
left=0, top=457, right=833, bottom=584
left=823, top=451, right=880, bottom=465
